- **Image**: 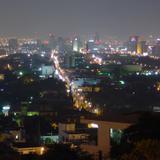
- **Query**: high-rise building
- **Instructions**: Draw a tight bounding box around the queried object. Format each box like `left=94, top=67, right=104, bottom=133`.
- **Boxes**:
left=137, top=41, right=147, bottom=54
left=72, top=37, right=81, bottom=52
left=64, top=53, right=85, bottom=68
left=86, top=39, right=95, bottom=53
left=57, top=37, right=65, bottom=54
left=94, top=32, right=100, bottom=43
left=128, top=36, right=139, bottom=53
left=8, top=38, right=18, bottom=53
left=152, top=39, right=160, bottom=56
left=49, top=34, right=57, bottom=49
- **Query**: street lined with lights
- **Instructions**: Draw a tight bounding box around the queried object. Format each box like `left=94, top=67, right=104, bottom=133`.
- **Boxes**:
left=51, top=50, right=101, bottom=115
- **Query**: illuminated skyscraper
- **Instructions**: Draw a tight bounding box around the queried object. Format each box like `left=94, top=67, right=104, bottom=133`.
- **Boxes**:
left=128, top=36, right=139, bottom=53
left=72, top=37, right=81, bottom=52
left=86, top=39, right=95, bottom=53
left=137, top=41, right=147, bottom=54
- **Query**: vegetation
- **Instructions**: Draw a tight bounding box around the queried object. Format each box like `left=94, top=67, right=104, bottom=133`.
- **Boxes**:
left=110, top=113, right=160, bottom=160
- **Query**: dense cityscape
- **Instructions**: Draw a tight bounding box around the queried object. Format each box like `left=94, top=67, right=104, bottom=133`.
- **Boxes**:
left=0, top=0, right=160, bottom=160
left=0, top=33, right=160, bottom=159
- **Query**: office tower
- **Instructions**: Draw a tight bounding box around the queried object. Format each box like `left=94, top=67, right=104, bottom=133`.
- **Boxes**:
left=49, top=34, right=57, bottom=49
left=8, top=38, right=18, bottom=52
left=128, top=36, right=139, bottom=53
left=94, top=32, right=100, bottom=43
left=72, top=37, right=81, bottom=52
left=57, top=37, right=65, bottom=54
left=86, top=39, right=95, bottom=53
left=137, top=41, right=147, bottom=54
left=152, top=39, right=160, bottom=56
left=64, top=53, right=85, bottom=68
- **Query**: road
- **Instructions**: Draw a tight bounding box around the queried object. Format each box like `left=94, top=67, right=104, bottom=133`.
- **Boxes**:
left=51, top=50, right=100, bottom=115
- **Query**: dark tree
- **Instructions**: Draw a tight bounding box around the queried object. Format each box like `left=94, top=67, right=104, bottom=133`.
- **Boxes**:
left=110, top=112, right=160, bottom=159
left=42, top=144, right=93, bottom=160
left=0, top=142, right=20, bottom=160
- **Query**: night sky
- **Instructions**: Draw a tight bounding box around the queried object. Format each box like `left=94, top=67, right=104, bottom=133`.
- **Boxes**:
left=0, top=0, right=160, bottom=40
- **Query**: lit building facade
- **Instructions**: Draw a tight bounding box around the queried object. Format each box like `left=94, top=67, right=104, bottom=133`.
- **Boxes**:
left=128, top=36, right=139, bottom=53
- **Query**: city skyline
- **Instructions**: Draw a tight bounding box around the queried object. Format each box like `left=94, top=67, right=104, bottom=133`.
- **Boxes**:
left=0, top=1, right=160, bottom=159
left=0, top=0, right=160, bottom=40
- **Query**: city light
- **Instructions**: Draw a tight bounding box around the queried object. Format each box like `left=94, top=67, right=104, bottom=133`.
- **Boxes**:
left=88, top=123, right=99, bottom=128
